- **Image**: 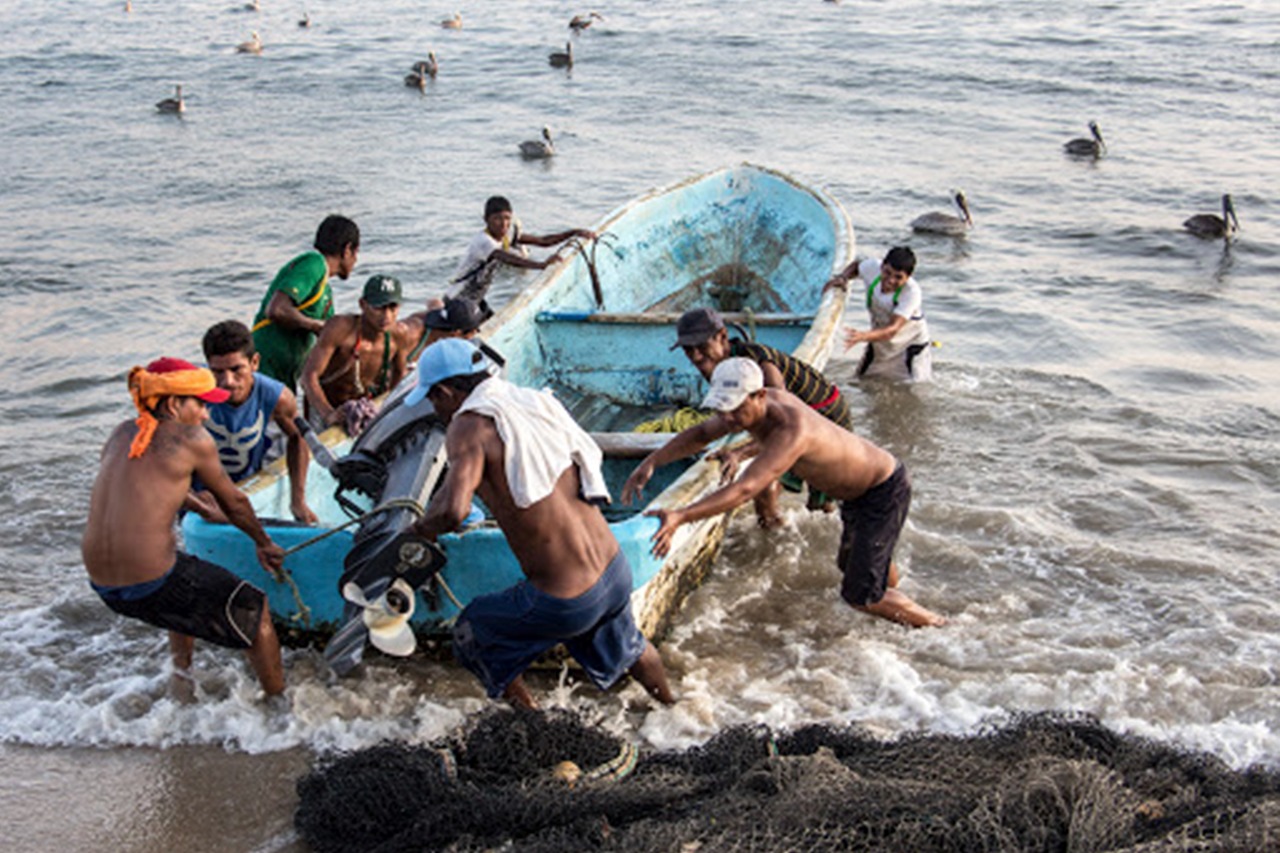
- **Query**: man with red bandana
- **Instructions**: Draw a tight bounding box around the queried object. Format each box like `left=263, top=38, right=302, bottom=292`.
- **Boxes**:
left=82, top=358, right=289, bottom=698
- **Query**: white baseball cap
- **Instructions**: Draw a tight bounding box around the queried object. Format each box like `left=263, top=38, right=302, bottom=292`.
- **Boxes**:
left=701, top=357, right=764, bottom=412
left=342, top=578, right=416, bottom=656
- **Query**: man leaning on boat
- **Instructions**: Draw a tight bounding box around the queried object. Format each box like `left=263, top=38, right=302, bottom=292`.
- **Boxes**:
left=405, top=338, right=675, bottom=709
left=82, top=358, right=289, bottom=699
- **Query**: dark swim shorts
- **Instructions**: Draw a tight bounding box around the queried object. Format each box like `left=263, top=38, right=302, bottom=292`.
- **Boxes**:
left=451, top=550, right=647, bottom=698
left=92, top=552, right=266, bottom=649
left=836, top=461, right=911, bottom=606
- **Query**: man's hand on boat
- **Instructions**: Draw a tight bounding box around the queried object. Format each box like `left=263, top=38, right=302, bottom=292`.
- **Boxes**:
left=257, top=541, right=286, bottom=581
left=620, top=460, right=655, bottom=506
left=645, top=507, right=687, bottom=558
left=184, top=489, right=230, bottom=525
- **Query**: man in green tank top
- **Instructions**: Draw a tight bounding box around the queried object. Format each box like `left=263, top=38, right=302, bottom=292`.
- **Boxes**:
left=251, top=215, right=360, bottom=391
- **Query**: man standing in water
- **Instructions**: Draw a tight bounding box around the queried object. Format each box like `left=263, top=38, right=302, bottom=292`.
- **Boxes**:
left=448, top=196, right=595, bottom=302
left=82, top=358, right=288, bottom=697
left=406, top=339, right=674, bottom=709
left=826, top=246, right=933, bottom=383
left=252, top=214, right=361, bottom=391
left=623, top=358, right=945, bottom=628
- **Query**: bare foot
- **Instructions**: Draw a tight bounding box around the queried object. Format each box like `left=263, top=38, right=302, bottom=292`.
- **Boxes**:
left=856, top=589, right=947, bottom=628
left=169, top=667, right=197, bottom=704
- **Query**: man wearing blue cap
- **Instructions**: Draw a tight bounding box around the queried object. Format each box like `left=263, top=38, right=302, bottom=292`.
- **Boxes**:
left=406, top=339, right=674, bottom=709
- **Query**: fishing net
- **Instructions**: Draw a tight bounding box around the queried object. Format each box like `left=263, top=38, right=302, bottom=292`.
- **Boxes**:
left=295, top=706, right=1280, bottom=852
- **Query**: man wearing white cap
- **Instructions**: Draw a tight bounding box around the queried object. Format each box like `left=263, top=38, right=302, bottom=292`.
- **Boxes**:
left=622, top=358, right=945, bottom=628
left=405, top=339, right=674, bottom=709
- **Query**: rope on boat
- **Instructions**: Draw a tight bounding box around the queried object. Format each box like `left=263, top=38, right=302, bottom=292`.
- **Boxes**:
left=273, top=498, right=427, bottom=626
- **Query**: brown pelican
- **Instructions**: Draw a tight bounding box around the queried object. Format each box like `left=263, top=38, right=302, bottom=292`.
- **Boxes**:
left=404, top=68, right=427, bottom=90
left=1064, top=121, right=1105, bottom=158
left=411, top=52, right=439, bottom=79
left=519, top=127, right=555, bottom=160
left=155, top=84, right=185, bottom=114
left=911, top=191, right=974, bottom=235
left=1184, top=194, right=1239, bottom=240
left=440, top=12, right=462, bottom=29
left=236, top=31, right=263, bottom=54
left=244, top=0, right=261, bottom=11
left=549, top=42, right=573, bottom=68
left=298, top=11, right=311, bottom=28
left=569, top=12, right=603, bottom=31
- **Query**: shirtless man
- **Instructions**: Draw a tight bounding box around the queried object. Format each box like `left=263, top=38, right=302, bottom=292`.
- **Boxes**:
left=82, top=358, right=288, bottom=696
left=406, top=339, right=674, bottom=709
left=300, top=274, right=412, bottom=435
left=622, top=358, right=945, bottom=628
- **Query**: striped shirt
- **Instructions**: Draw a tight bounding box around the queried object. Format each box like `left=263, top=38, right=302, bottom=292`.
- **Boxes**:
left=729, top=340, right=853, bottom=430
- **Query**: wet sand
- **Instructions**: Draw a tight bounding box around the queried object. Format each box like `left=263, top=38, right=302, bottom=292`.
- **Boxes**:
left=1, top=744, right=308, bottom=853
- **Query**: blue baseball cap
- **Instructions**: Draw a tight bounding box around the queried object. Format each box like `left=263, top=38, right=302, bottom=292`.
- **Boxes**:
left=405, top=338, right=491, bottom=407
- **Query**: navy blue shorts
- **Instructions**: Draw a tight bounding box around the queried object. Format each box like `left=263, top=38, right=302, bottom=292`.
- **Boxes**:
left=92, top=552, right=265, bottom=650
left=451, top=550, right=647, bottom=698
left=837, top=462, right=911, bottom=606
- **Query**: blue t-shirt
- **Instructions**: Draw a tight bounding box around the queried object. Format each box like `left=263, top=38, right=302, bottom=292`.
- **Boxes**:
left=204, top=372, right=285, bottom=482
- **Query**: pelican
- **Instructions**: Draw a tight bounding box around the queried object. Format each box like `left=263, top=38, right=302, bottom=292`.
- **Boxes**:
left=569, top=12, right=603, bottom=31
left=549, top=42, right=573, bottom=68
left=404, top=68, right=427, bottom=90
left=236, top=31, right=263, bottom=54
left=244, top=0, right=261, bottom=11
left=1064, top=121, right=1105, bottom=158
left=298, top=11, right=311, bottom=28
left=911, top=191, right=973, bottom=235
left=440, top=12, right=462, bottom=29
left=124, top=0, right=132, bottom=12
left=519, top=127, right=555, bottom=160
left=411, top=52, right=439, bottom=79
left=155, top=84, right=185, bottom=114
left=1183, top=194, right=1239, bottom=240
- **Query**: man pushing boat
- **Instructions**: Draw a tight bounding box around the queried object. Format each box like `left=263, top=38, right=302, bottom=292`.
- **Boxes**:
left=406, top=339, right=674, bottom=709
left=623, top=358, right=946, bottom=629
left=82, top=358, right=289, bottom=698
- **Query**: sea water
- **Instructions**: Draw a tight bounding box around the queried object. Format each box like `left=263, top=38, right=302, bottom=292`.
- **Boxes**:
left=1, top=0, right=1278, bottom=848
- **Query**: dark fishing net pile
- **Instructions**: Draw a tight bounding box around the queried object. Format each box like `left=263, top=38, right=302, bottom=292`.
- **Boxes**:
left=296, top=707, right=1280, bottom=852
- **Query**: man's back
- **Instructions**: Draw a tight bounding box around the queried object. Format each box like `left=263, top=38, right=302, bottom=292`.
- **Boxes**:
left=82, top=421, right=205, bottom=585
left=455, top=410, right=617, bottom=599
left=750, top=390, right=896, bottom=502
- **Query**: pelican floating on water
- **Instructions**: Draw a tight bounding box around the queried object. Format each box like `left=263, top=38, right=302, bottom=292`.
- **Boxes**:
left=519, top=127, right=555, bottom=160
left=911, top=191, right=973, bottom=235
left=411, top=52, right=439, bottom=79
left=1183, top=194, right=1239, bottom=240
left=1064, top=121, right=1105, bottom=158
left=155, top=84, right=185, bottom=114
left=404, top=68, right=427, bottom=90
left=244, top=0, right=261, bottom=11
left=440, top=12, right=462, bottom=29
left=549, top=42, right=573, bottom=68
left=236, top=31, right=263, bottom=54
left=299, top=11, right=311, bottom=28
left=569, top=12, right=603, bottom=31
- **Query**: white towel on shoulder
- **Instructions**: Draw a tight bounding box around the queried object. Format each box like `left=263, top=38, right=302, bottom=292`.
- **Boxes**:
left=457, top=377, right=609, bottom=509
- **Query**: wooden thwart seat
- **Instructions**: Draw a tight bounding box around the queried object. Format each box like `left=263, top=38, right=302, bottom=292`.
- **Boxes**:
left=537, top=310, right=813, bottom=326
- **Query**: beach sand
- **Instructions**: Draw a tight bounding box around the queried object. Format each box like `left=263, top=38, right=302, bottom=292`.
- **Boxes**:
left=1, top=744, right=307, bottom=852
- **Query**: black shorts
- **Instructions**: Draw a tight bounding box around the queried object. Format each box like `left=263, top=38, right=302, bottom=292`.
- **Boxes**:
left=96, top=552, right=266, bottom=650
left=837, top=462, right=911, bottom=606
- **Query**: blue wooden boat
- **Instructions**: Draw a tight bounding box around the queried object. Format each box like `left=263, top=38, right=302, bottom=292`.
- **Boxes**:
left=182, top=163, right=854, bottom=652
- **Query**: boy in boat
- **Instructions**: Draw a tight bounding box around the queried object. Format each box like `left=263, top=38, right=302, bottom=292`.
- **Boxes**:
left=300, top=274, right=413, bottom=436
left=448, top=195, right=595, bottom=302
left=82, top=358, right=289, bottom=697
left=406, top=339, right=674, bottom=709
left=184, top=320, right=316, bottom=525
left=252, top=214, right=360, bottom=392
left=402, top=294, right=493, bottom=361
left=622, top=358, right=945, bottom=629
left=672, top=307, right=854, bottom=524
left=825, top=246, right=933, bottom=383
